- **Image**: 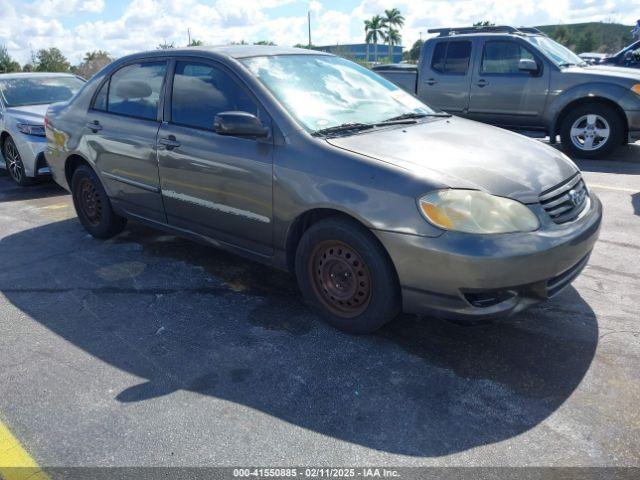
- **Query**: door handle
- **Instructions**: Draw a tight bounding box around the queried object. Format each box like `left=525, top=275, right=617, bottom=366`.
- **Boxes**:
left=476, top=79, right=489, bottom=87
left=425, top=78, right=437, bottom=86
left=158, top=136, right=181, bottom=150
left=86, top=121, right=102, bottom=132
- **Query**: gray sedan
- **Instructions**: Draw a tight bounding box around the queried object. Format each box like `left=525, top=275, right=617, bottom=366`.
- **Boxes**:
left=44, top=46, right=602, bottom=333
left=0, top=73, right=85, bottom=185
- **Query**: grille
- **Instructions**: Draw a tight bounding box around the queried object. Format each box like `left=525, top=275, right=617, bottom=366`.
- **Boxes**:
left=539, top=174, right=588, bottom=224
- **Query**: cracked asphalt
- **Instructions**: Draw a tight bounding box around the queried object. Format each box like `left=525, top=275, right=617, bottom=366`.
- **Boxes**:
left=0, top=142, right=638, bottom=468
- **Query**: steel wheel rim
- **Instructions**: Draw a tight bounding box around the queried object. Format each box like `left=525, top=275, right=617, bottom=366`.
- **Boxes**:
left=4, top=140, right=24, bottom=182
left=309, top=240, right=372, bottom=318
left=570, top=114, right=610, bottom=151
left=78, top=178, right=102, bottom=226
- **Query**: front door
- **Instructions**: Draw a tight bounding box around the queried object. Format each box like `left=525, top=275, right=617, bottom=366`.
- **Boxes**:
left=419, top=39, right=474, bottom=114
left=467, top=40, right=549, bottom=129
left=157, top=59, right=274, bottom=256
left=88, top=60, right=168, bottom=222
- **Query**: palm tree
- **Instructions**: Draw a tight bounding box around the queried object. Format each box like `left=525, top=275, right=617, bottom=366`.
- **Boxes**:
left=364, top=15, right=385, bottom=63
left=383, top=9, right=404, bottom=63
left=387, top=28, right=401, bottom=49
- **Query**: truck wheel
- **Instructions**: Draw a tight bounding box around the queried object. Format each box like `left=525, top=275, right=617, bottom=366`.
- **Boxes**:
left=71, top=165, right=127, bottom=239
left=295, top=217, right=401, bottom=334
left=3, top=136, right=35, bottom=186
left=560, top=103, right=624, bottom=159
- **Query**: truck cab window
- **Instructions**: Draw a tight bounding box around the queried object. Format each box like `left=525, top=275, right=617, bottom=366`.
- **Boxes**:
left=431, top=41, right=472, bottom=75
left=482, top=42, right=536, bottom=74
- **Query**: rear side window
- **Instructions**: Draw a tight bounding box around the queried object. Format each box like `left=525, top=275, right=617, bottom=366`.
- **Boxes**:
left=431, top=41, right=472, bottom=74
left=431, top=43, right=447, bottom=72
left=103, top=62, right=167, bottom=120
left=171, top=60, right=257, bottom=131
left=93, top=80, right=108, bottom=111
left=482, top=41, right=535, bottom=74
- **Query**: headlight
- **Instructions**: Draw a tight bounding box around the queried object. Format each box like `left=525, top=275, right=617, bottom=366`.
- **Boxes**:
left=418, top=189, right=540, bottom=234
left=17, top=123, right=46, bottom=137
left=632, top=84, right=640, bottom=96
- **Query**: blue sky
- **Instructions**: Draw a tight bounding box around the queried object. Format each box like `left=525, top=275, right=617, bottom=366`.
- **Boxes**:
left=2, top=0, right=639, bottom=64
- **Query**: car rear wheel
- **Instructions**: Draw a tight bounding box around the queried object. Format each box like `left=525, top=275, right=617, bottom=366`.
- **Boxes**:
left=295, top=217, right=401, bottom=334
left=3, top=136, right=35, bottom=186
left=560, top=103, right=624, bottom=159
left=71, top=165, right=127, bottom=239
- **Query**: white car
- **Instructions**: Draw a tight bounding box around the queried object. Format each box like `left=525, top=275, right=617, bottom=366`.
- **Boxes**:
left=0, top=73, right=85, bottom=186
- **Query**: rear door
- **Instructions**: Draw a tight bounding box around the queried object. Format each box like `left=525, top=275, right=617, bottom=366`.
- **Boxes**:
left=156, top=58, right=274, bottom=256
left=418, top=39, right=474, bottom=114
left=87, top=60, right=168, bottom=222
left=467, top=39, right=549, bottom=129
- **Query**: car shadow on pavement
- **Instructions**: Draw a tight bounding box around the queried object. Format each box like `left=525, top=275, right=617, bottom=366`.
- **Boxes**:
left=0, top=219, right=599, bottom=457
left=0, top=172, right=67, bottom=202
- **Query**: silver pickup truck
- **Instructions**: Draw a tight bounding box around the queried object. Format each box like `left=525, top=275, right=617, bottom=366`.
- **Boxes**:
left=375, top=26, right=640, bottom=159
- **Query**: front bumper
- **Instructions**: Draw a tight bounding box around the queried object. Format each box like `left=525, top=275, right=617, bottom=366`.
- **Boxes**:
left=375, top=194, right=602, bottom=321
left=2, top=134, right=49, bottom=177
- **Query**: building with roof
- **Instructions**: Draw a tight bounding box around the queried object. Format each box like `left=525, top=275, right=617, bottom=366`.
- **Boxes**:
left=315, top=44, right=403, bottom=63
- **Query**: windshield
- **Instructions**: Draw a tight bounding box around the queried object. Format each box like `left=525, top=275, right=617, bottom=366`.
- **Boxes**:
left=526, top=36, right=587, bottom=67
left=241, top=55, right=435, bottom=132
left=614, top=40, right=640, bottom=58
left=0, top=76, right=84, bottom=107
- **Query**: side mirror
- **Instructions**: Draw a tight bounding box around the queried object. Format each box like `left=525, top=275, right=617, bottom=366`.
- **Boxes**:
left=213, top=111, right=269, bottom=138
left=518, top=58, right=539, bottom=74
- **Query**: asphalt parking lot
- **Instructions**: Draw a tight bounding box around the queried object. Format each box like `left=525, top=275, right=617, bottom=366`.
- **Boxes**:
left=0, top=142, right=638, bottom=470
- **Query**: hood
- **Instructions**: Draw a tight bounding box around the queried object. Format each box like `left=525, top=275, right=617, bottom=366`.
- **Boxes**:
left=563, top=65, right=640, bottom=82
left=326, top=117, right=578, bottom=204
left=4, top=104, right=49, bottom=124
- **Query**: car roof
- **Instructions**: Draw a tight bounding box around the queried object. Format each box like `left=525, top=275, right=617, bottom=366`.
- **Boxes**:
left=0, top=72, right=79, bottom=80
left=429, top=32, right=543, bottom=40
left=121, top=45, right=332, bottom=62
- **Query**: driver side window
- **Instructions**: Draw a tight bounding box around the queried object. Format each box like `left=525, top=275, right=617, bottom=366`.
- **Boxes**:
left=170, top=61, right=258, bottom=131
left=482, top=41, right=536, bottom=74
left=104, top=62, right=167, bottom=120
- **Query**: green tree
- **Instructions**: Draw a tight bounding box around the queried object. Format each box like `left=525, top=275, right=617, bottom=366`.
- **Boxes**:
left=386, top=28, right=401, bottom=50
left=552, top=25, right=571, bottom=47
left=383, top=8, right=404, bottom=62
left=576, top=29, right=597, bottom=53
left=35, top=48, right=70, bottom=72
left=75, top=50, right=112, bottom=79
left=188, top=39, right=204, bottom=46
left=22, top=63, right=34, bottom=72
left=254, top=40, right=276, bottom=45
left=408, top=39, right=424, bottom=62
left=0, top=45, right=21, bottom=73
left=157, top=41, right=175, bottom=49
left=364, top=15, right=385, bottom=63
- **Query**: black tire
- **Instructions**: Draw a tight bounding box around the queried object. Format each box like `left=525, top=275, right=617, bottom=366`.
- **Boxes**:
left=71, top=165, right=127, bottom=239
left=295, top=217, right=401, bottom=334
left=3, top=136, right=35, bottom=186
left=560, top=103, right=625, bottom=159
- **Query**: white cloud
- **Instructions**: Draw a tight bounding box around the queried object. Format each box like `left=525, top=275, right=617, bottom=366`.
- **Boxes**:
left=0, top=0, right=638, bottom=65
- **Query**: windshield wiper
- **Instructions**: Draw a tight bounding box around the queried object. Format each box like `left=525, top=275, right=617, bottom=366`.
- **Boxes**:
left=382, top=112, right=450, bottom=122
left=312, top=122, right=374, bottom=136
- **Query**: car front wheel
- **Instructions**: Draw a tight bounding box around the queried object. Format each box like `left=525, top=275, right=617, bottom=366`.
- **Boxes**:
left=295, top=217, right=401, bottom=334
left=560, top=103, right=624, bottom=159
left=3, top=136, right=35, bottom=186
left=71, top=164, right=127, bottom=239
